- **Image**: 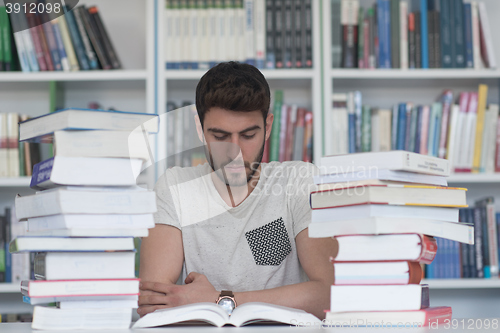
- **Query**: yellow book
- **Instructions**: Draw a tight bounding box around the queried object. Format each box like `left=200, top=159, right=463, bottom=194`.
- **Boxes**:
left=472, top=84, right=488, bottom=173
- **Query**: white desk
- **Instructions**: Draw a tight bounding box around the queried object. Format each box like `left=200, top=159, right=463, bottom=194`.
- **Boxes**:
left=1, top=322, right=500, bottom=333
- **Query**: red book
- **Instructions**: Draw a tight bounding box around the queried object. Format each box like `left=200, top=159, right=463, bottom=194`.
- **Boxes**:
left=496, top=116, right=500, bottom=172
left=324, top=306, right=452, bottom=327
left=25, top=12, right=48, bottom=71
left=33, top=13, right=54, bottom=71
left=278, top=104, right=289, bottom=162
left=302, top=110, right=313, bottom=162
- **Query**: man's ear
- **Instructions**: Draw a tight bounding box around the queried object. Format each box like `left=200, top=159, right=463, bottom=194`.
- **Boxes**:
left=265, top=113, right=274, bottom=141
left=194, top=114, right=204, bottom=143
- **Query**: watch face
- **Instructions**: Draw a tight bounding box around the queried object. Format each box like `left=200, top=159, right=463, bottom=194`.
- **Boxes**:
left=218, top=297, right=235, bottom=315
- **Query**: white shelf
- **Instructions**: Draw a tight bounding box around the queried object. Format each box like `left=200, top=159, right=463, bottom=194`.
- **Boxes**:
left=0, top=284, right=21, bottom=293
left=330, top=69, right=500, bottom=79
left=0, top=178, right=31, bottom=187
left=423, top=279, right=500, bottom=289
left=447, top=173, right=500, bottom=184
left=165, top=69, right=315, bottom=80
left=0, top=70, right=148, bottom=82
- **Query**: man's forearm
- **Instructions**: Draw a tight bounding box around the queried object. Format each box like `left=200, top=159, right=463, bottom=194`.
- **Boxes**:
left=233, top=280, right=330, bottom=319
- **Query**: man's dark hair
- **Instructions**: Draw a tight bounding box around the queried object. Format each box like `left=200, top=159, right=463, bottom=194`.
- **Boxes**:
left=195, top=62, right=271, bottom=128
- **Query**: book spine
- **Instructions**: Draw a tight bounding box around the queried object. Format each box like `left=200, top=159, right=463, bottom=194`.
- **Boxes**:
left=480, top=205, right=490, bottom=277
left=80, top=6, right=111, bottom=69
left=438, top=90, right=453, bottom=159
left=50, top=19, right=69, bottom=71
left=292, top=108, right=305, bottom=160
left=33, top=13, right=54, bottom=71
left=420, top=0, right=429, bottom=68
left=377, top=0, right=391, bottom=68
left=245, top=0, right=255, bottom=65
left=440, top=0, right=452, bottom=68
left=472, top=84, right=488, bottom=173
left=89, top=6, right=122, bottom=69
left=408, top=12, right=416, bottom=68
left=473, top=206, right=484, bottom=278
left=331, top=0, right=342, bottom=68
left=361, top=105, right=371, bottom=152
left=190, top=0, right=200, bottom=69
left=25, top=13, right=47, bottom=71
left=463, top=3, right=473, bottom=68
left=64, top=6, right=90, bottom=70
left=415, top=106, right=422, bottom=154
left=453, top=0, right=465, bottom=68
left=302, top=0, right=312, bottom=68
left=433, top=10, right=441, bottom=68
left=282, top=0, right=292, bottom=68
left=363, top=17, right=369, bottom=69
left=354, top=91, right=362, bottom=152
left=74, top=7, right=99, bottom=70
left=471, top=1, right=482, bottom=69
left=254, top=0, right=266, bottom=68
left=496, top=116, right=500, bottom=172
left=0, top=215, right=5, bottom=282
left=419, top=105, right=430, bottom=156
left=3, top=207, right=11, bottom=283
left=428, top=10, right=435, bottom=68
left=409, top=104, right=418, bottom=152
left=348, top=102, right=356, bottom=153
left=415, top=11, right=422, bottom=68
left=368, top=7, right=376, bottom=69
left=270, top=90, right=283, bottom=161
left=390, top=0, right=400, bottom=68
left=265, top=0, right=275, bottom=68
left=40, top=15, right=62, bottom=71
left=278, top=104, right=289, bottom=161
left=396, top=103, right=407, bottom=151
left=358, top=6, right=364, bottom=69
left=459, top=209, right=470, bottom=277
left=274, top=0, right=283, bottom=68
left=404, top=104, right=412, bottom=151
left=400, top=1, right=408, bottom=69
left=486, top=202, right=499, bottom=277
left=293, top=0, right=302, bottom=67
left=303, top=110, right=313, bottom=162
left=478, top=2, right=496, bottom=69
left=7, top=11, right=30, bottom=72
left=58, top=13, right=80, bottom=71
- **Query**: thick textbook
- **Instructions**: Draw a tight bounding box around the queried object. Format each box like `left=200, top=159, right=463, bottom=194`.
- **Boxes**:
left=310, top=184, right=467, bottom=209
left=333, top=234, right=437, bottom=263
left=19, top=108, right=159, bottom=142
left=27, top=214, right=154, bottom=231
left=33, top=251, right=136, bottom=280
left=32, top=306, right=132, bottom=330
left=30, top=156, right=143, bottom=190
left=325, top=306, right=452, bottom=327
left=332, top=261, right=422, bottom=285
left=132, top=302, right=321, bottom=328
left=24, top=294, right=138, bottom=306
left=319, top=151, right=450, bottom=176
left=22, top=278, right=140, bottom=298
left=330, top=284, right=429, bottom=312
left=15, top=187, right=156, bottom=220
left=308, top=217, right=474, bottom=244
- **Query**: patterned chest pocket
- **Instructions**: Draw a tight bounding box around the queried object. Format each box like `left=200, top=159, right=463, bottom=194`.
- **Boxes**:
left=245, top=217, right=292, bottom=266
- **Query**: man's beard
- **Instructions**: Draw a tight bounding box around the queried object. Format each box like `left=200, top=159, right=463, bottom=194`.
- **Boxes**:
left=205, top=132, right=266, bottom=187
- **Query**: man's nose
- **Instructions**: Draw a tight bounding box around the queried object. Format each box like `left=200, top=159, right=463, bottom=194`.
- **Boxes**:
left=227, top=137, right=242, bottom=160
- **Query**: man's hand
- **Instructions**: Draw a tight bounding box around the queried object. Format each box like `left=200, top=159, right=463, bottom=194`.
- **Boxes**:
left=137, top=272, right=219, bottom=317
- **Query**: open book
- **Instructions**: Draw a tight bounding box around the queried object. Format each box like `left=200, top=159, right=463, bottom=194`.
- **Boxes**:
left=132, top=302, right=322, bottom=328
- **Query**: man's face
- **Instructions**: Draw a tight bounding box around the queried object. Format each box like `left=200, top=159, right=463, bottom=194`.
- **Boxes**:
left=201, top=107, right=267, bottom=187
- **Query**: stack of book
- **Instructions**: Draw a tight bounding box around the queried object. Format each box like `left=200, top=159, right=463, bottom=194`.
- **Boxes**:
left=10, top=108, right=159, bottom=330
left=0, top=3, right=121, bottom=72
left=164, top=0, right=313, bottom=70
left=309, top=151, right=475, bottom=327
left=333, top=0, right=496, bottom=69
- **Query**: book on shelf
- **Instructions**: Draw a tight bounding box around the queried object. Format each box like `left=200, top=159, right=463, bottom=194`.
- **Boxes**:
left=132, top=302, right=322, bottom=328
left=1, top=3, right=121, bottom=72
left=164, top=0, right=312, bottom=69
left=331, top=0, right=496, bottom=69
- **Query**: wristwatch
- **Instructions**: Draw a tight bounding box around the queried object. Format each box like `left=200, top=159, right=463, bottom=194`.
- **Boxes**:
left=216, top=290, right=236, bottom=315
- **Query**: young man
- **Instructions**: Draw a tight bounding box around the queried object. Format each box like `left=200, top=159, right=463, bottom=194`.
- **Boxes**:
left=138, top=62, right=336, bottom=319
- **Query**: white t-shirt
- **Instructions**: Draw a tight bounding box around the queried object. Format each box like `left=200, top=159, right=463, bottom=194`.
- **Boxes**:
left=153, top=161, right=318, bottom=292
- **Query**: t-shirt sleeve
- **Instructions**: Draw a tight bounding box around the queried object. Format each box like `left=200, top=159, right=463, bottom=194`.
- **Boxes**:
left=153, top=171, right=181, bottom=230
left=290, top=162, right=319, bottom=238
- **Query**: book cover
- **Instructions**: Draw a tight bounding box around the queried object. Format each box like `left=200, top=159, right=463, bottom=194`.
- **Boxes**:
left=420, top=0, right=429, bottom=68
left=472, top=84, right=488, bottom=173
left=390, top=0, right=400, bottom=68
left=463, top=3, right=473, bottom=68
left=396, top=103, right=407, bottom=151
left=331, top=0, right=342, bottom=68
left=438, top=90, right=454, bottom=159
left=377, top=0, right=391, bottom=68
left=452, top=0, right=465, bottom=68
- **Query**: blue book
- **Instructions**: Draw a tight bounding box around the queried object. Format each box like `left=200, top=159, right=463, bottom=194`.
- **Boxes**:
left=38, top=9, right=62, bottom=71
left=452, top=0, right=466, bottom=67
left=420, top=0, right=429, bottom=68
left=440, top=0, right=453, bottom=68
left=391, top=105, right=399, bottom=150
left=463, top=3, right=473, bottom=68
left=409, top=105, right=418, bottom=152
left=414, top=106, right=423, bottom=153
left=435, top=237, right=443, bottom=278
left=427, top=103, right=442, bottom=157
left=396, top=103, right=407, bottom=150
left=497, top=213, right=500, bottom=270
left=459, top=209, right=470, bottom=278
left=467, top=208, right=478, bottom=277
left=4, top=207, right=12, bottom=283
left=64, top=6, right=90, bottom=70
left=51, top=18, right=69, bottom=71
left=377, top=0, right=391, bottom=68
left=348, top=113, right=356, bottom=153
left=404, top=105, right=412, bottom=151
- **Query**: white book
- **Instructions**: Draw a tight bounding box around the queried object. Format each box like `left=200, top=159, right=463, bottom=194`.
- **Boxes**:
left=25, top=295, right=138, bottom=306
left=378, top=109, right=392, bottom=151
left=30, top=156, right=143, bottom=190
left=333, top=261, right=417, bottom=285
left=319, top=151, right=451, bottom=176
left=19, top=108, right=159, bottom=142
left=312, top=204, right=458, bottom=223
left=25, top=228, right=148, bottom=238
left=244, top=0, right=255, bottom=64
left=471, top=2, right=484, bottom=69
left=314, top=169, right=448, bottom=186
left=486, top=105, right=499, bottom=173
left=58, top=299, right=139, bottom=309
left=216, top=0, right=226, bottom=62
left=479, top=107, right=495, bottom=172
left=172, top=0, right=182, bottom=68
left=164, top=0, right=173, bottom=66
left=453, top=97, right=468, bottom=171
left=52, top=130, right=151, bottom=160
left=32, top=306, right=132, bottom=330
left=330, top=285, right=429, bottom=313
left=27, top=213, right=154, bottom=231
left=464, top=98, right=478, bottom=171
left=181, top=0, right=190, bottom=68
left=0, top=113, right=8, bottom=177
left=189, top=0, right=199, bottom=67
left=331, top=93, right=348, bottom=155
left=22, top=279, right=140, bottom=298
left=10, top=237, right=135, bottom=252
left=478, top=2, right=496, bottom=69
left=446, top=105, right=460, bottom=171
left=400, top=1, right=409, bottom=70
left=308, top=217, right=474, bottom=244
left=236, top=0, right=247, bottom=62
left=254, top=0, right=266, bottom=67
left=33, top=251, right=136, bottom=280
left=57, top=14, right=79, bottom=71
left=198, top=0, right=210, bottom=69
left=15, top=187, right=156, bottom=220
left=132, top=302, right=321, bottom=328
left=208, top=0, right=218, bottom=64
left=370, top=109, right=380, bottom=152
left=9, top=207, right=30, bottom=283
left=225, top=0, right=236, bottom=61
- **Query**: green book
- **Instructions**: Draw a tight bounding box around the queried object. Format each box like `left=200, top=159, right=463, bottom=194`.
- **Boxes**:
left=269, top=90, right=283, bottom=161
left=358, top=7, right=364, bottom=68
left=390, top=0, right=400, bottom=68
left=361, top=105, right=371, bottom=152
left=0, top=6, right=10, bottom=71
